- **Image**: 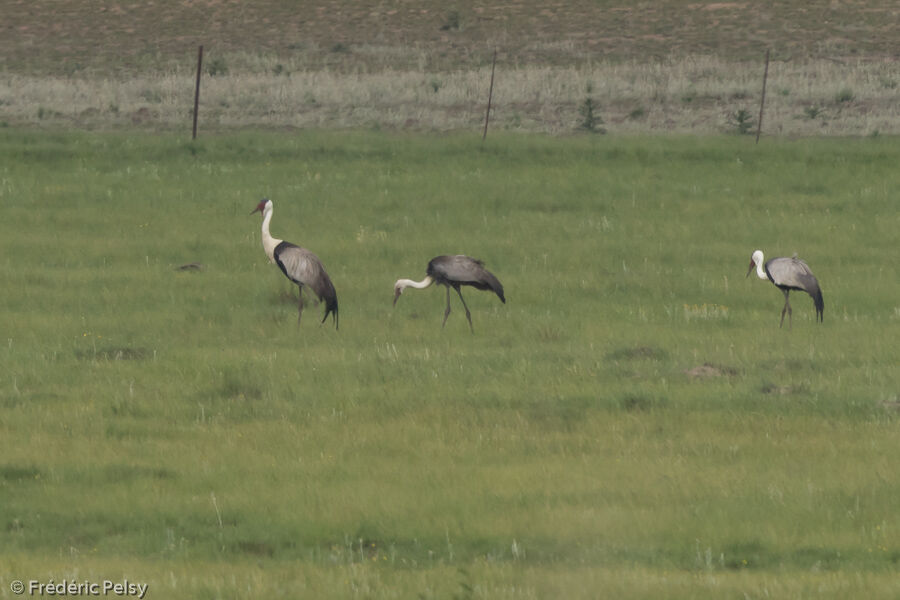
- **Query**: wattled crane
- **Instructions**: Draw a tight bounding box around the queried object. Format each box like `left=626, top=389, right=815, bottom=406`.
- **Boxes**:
left=747, top=249, right=823, bottom=328
left=251, top=198, right=338, bottom=328
left=393, top=255, right=505, bottom=332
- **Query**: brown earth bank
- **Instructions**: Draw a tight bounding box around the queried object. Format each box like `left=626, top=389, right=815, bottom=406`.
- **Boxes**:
left=3, top=0, right=898, bottom=75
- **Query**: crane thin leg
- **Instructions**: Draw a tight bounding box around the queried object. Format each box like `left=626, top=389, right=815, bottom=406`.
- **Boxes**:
left=441, top=286, right=452, bottom=328
left=455, top=286, right=474, bottom=333
left=297, top=286, right=304, bottom=325
left=779, top=289, right=792, bottom=329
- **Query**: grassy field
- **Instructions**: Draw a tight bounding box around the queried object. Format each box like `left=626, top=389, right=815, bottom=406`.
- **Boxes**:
left=1, top=130, right=898, bottom=598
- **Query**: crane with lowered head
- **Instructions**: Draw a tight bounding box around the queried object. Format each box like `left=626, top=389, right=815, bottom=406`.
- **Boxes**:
left=393, top=254, right=505, bottom=332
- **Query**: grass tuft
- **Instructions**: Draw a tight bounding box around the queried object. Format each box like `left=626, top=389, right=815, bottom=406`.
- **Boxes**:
left=605, top=346, right=668, bottom=362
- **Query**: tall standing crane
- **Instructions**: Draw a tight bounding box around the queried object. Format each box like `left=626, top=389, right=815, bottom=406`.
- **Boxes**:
left=393, top=255, right=505, bottom=332
left=251, top=198, right=338, bottom=328
left=747, top=249, right=823, bottom=328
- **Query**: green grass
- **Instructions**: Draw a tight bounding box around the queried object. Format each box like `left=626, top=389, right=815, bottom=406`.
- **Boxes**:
left=1, top=130, right=899, bottom=598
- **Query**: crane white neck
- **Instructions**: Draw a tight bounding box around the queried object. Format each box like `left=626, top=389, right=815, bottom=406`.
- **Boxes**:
left=752, top=250, right=767, bottom=280
left=260, top=205, right=283, bottom=263
left=395, top=276, right=434, bottom=291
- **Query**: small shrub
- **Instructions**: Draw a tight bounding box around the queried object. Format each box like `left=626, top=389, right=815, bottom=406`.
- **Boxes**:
left=728, top=108, right=755, bottom=135
left=579, top=97, right=605, bottom=133
left=186, top=142, right=204, bottom=157
left=206, top=57, right=228, bottom=76
left=834, top=87, right=854, bottom=103
left=36, top=107, right=61, bottom=120
left=578, top=84, right=605, bottom=134
left=803, top=106, right=824, bottom=120
left=331, top=42, right=348, bottom=53
left=272, top=64, right=286, bottom=76
left=62, top=63, right=85, bottom=76
left=440, top=10, right=461, bottom=31
left=139, top=89, right=162, bottom=103
left=628, top=106, right=646, bottom=120
left=429, top=78, right=442, bottom=93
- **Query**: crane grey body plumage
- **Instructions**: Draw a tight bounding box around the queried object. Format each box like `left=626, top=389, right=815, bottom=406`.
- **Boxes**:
left=747, top=250, right=823, bottom=328
left=252, top=198, right=338, bottom=328
left=394, top=254, right=505, bottom=331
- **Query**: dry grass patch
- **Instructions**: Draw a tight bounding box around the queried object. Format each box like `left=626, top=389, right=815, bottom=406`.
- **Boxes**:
left=4, top=56, right=898, bottom=134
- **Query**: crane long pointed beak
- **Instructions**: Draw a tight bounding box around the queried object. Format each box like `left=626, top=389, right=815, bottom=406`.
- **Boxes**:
left=250, top=207, right=261, bottom=215
left=746, top=259, right=755, bottom=278
left=393, top=288, right=401, bottom=306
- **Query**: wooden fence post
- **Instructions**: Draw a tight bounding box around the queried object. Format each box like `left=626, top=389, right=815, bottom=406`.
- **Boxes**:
left=482, top=49, right=497, bottom=142
left=193, top=45, right=204, bottom=140
left=755, top=49, right=769, bottom=144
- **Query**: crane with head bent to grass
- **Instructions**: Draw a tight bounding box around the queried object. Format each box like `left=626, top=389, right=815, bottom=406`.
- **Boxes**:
left=251, top=198, right=338, bottom=328
left=747, top=249, right=823, bottom=328
left=393, top=255, right=505, bottom=332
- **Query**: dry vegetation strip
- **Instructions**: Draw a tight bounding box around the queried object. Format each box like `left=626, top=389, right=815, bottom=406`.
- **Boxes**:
left=3, top=55, right=898, bottom=135
left=2, top=0, right=899, bottom=134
